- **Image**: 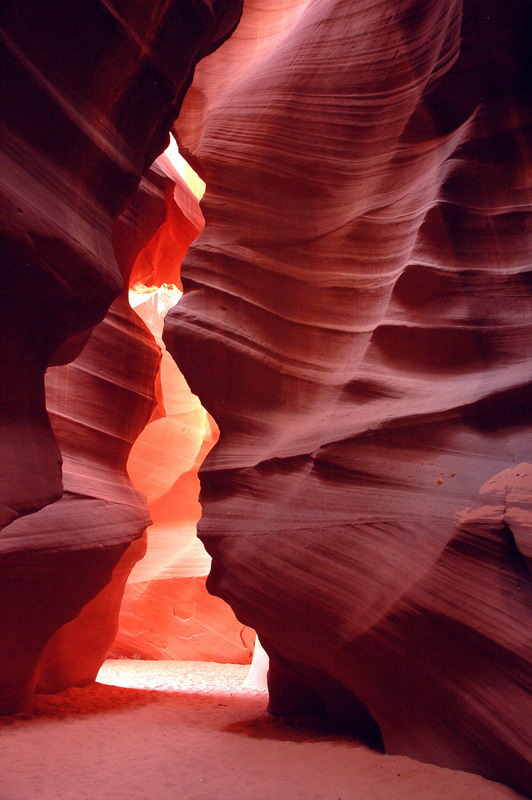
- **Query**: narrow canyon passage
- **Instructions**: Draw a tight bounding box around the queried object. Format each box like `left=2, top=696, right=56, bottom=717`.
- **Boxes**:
left=1, top=0, right=531, bottom=798
left=111, top=142, right=255, bottom=665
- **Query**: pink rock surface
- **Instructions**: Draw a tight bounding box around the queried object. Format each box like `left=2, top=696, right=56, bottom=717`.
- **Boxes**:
left=1, top=1, right=531, bottom=794
left=0, top=0, right=242, bottom=527
left=0, top=0, right=243, bottom=712
left=166, top=0, right=532, bottom=794
left=111, top=576, right=254, bottom=663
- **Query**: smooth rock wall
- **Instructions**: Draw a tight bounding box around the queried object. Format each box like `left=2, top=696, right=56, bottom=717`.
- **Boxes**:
left=0, top=0, right=243, bottom=712
left=0, top=292, right=160, bottom=709
left=166, top=0, right=532, bottom=794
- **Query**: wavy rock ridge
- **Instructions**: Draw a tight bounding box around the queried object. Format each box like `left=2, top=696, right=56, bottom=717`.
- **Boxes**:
left=0, top=0, right=243, bottom=711
left=166, top=0, right=532, bottom=794
left=0, top=0, right=530, bottom=794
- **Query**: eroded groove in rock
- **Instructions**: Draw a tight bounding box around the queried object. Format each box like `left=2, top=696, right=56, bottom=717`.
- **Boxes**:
left=166, top=0, right=532, bottom=793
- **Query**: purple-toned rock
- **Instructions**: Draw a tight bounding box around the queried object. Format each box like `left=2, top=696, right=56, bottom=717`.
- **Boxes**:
left=166, top=1, right=532, bottom=794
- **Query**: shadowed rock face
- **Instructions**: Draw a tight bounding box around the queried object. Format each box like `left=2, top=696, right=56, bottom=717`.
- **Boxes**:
left=0, top=0, right=242, bottom=529
left=165, top=0, right=532, bottom=793
left=0, top=0, right=243, bottom=711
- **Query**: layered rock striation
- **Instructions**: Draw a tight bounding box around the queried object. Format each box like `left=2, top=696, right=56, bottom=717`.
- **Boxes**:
left=0, top=0, right=243, bottom=711
left=1, top=0, right=531, bottom=793
left=1, top=0, right=242, bottom=528
left=166, top=0, right=532, bottom=794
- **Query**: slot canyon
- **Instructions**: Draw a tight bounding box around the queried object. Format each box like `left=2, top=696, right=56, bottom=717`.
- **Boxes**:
left=1, top=1, right=531, bottom=798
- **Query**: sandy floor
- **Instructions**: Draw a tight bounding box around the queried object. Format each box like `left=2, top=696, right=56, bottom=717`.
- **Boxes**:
left=0, top=660, right=526, bottom=800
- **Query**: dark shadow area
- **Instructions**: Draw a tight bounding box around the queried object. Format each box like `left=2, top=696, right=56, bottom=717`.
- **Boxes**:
left=223, top=710, right=369, bottom=746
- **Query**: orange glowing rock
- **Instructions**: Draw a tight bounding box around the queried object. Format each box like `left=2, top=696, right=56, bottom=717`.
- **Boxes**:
left=117, top=285, right=251, bottom=663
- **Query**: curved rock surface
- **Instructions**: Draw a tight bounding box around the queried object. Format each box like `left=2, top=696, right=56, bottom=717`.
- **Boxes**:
left=1, top=0, right=531, bottom=793
left=0, top=0, right=242, bottom=528
left=0, top=291, right=159, bottom=711
left=113, top=284, right=253, bottom=663
left=0, top=0, right=243, bottom=711
left=166, top=0, right=532, bottom=794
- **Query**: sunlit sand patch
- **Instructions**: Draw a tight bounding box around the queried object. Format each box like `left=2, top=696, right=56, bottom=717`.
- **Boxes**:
left=97, top=659, right=259, bottom=695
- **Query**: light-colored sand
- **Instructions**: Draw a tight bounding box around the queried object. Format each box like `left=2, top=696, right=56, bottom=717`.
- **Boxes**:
left=0, top=660, right=526, bottom=800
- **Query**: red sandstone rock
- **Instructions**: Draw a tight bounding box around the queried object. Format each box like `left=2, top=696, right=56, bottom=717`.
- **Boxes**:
left=0, top=0, right=243, bottom=711
left=129, top=154, right=205, bottom=289
left=0, top=0, right=242, bottom=529
left=35, top=535, right=147, bottom=694
left=111, top=575, right=254, bottom=663
left=1, top=1, right=531, bottom=794
left=166, top=0, right=532, bottom=794
left=0, top=294, right=160, bottom=709
left=117, top=284, right=252, bottom=663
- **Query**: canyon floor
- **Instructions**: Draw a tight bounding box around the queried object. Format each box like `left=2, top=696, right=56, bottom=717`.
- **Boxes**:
left=0, top=660, right=526, bottom=800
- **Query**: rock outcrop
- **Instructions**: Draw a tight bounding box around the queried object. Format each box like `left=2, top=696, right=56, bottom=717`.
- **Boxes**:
left=165, top=0, right=532, bottom=794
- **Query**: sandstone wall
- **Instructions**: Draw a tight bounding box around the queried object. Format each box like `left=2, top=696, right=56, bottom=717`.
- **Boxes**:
left=166, top=1, right=532, bottom=793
